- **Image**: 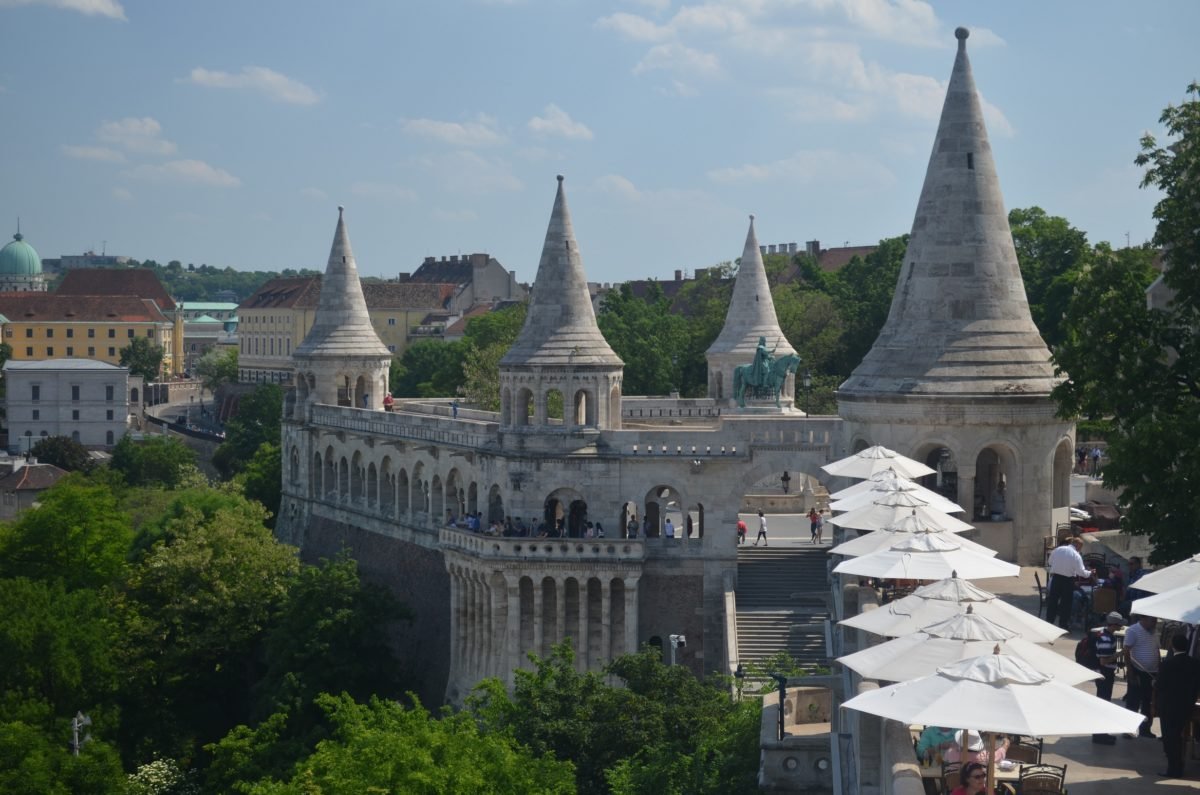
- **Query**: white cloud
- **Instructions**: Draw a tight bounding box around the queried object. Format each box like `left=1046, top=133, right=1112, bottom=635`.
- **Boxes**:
left=594, top=174, right=643, bottom=202
left=97, top=117, right=176, bottom=156
left=0, top=0, right=125, bottom=20
left=129, top=159, right=240, bottom=187
left=184, top=66, right=321, bottom=105
left=62, top=144, right=125, bottom=162
left=968, top=26, right=1006, bottom=47
left=634, top=42, right=720, bottom=77
left=980, top=95, right=1014, bottom=137
left=839, top=0, right=940, bottom=47
left=401, top=114, right=505, bottom=147
left=626, top=0, right=670, bottom=11
left=669, top=4, right=749, bottom=35
left=527, top=104, right=594, bottom=140
left=300, top=187, right=328, bottom=201
left=595, top=12, right=672, bottom=42
left=111, top=186, right=133, bottom=201
left=350, top=181, right=418, bottom=202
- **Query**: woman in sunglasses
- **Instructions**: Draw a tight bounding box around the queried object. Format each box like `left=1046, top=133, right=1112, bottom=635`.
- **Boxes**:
left=950, top=761, right=990, bottom=794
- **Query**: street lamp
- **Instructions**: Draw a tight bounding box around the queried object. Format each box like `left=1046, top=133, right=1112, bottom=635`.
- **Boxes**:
left=71, top=711, right=91, bottom=756
left=801, top=368, right=812, bottom=415
left=781, top=470, right=791, bottom=494
left=769, top=673, right=788, bottom=740
left=669, top=634, right=686, bottom=666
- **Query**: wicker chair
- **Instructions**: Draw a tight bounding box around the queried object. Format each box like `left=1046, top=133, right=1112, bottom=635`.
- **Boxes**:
left=1089, top=586, right=1118, bottom=625
left=1018, top=763, right=1067, bottom=794
left=940, top=761, right=961, bottom=793
left=1083, top=551, right=1107, bottom=571
left=1005, top=740, right=1041, bottom=765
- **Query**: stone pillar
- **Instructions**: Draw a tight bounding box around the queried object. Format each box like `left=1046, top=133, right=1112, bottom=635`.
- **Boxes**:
left=532, top=578, right=544, bottom=659
left=624, top=578, right=640, bottom=656
left=600, top=580, right=612, bottom=664
left=506, top=578, right=521, bottom=688
left=555, top=576, right=567, bottom=647
left=449, top=569, right=461, bottom=677
left=577, top=580, right=589, bottom=672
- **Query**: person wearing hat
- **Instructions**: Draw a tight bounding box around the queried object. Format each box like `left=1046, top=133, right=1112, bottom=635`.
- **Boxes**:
left=1045, top=536, right=1094, bottom=630
left=1091, top=611, right=1125, bottom=745
left=945, top=730, right=1009, bottom=765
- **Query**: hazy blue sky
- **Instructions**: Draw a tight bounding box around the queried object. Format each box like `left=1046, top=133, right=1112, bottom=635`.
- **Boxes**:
left=1, top=0, right=1195, bottom=284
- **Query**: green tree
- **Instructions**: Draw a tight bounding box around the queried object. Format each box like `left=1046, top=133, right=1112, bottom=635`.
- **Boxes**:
left=390, top=340, right=468, bottom=398
left=110, top=434, right=199, bottom=489
left=1008, top=206, right=1091, bottom=348
left=238, top=694, right=575, bottom=795
left=236, top=442, right=282, bottom=525
left=0, top=478, right=133, bottom=590
left=213, top=384, right=282, bottom=478
left=194, top=346, right=238, bottom=392
left=0, top=720, right=126, bottom=795
left=1053, top=84, right=1200, bottom=564
left=29, top=435, right=93, bottom=472
left=598, top=283, right=690, bottom=396
left=119, top=335, right=166, bottom=382
left=459, top=303, right=527, bottom=410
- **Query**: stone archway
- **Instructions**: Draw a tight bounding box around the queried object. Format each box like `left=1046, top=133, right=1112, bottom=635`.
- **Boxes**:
left=544, top=487, right=587, bottom=537
left=643, top=484, right=683, bottom=539
left=488, top=484, right=505, bottom=524
left=975, top=444, right=1017, bottom=523
left=1052, top=438, right=1073, bottom=510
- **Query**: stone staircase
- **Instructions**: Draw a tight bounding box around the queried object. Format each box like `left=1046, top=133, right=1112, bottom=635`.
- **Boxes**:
left=735, top=544, right=831, bottom=673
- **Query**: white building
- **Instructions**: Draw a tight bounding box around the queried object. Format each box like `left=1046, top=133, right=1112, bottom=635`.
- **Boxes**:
left=3, top=359, right=132, bottom=451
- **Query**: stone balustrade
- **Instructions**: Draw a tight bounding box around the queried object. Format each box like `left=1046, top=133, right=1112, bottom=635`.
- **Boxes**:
left=439, top=527, right=645, bottom=564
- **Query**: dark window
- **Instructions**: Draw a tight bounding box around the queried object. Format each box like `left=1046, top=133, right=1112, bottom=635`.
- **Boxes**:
left=108, top=347, right=115, bottom=356
left=88, top=328, right=95, bottom=338
left=106, top=409, right=114, bottom=420
left=106, top=385, right=115, bottom=401
left=88, top=346, right=95, bottom=356
left=66, top=347, right=74, bottom=356
left=72, top=409, right=80, bottom=420
left=45, top=328, right=53, bottom=338
left=31, top=409, right=39, bottom=420
left=146, top=329, right=153, bottom=337
left=967, top=152, right=974, bottom=170
left=24, top=328, right=32, bottom=338
left=66, top=328, right=74, bottom=338
left=25, top=347, right=32, bottom=356
left=108, top=329, right=115, bottom=338
left=106, top=430, right=114, bottom=445
left=127, top=329, right=134, bottom=338
left=71, top=385, right=80, bottom=401
left=31, top=385, right=39, bottom=401
left=45, top=347, right=53, bottom=357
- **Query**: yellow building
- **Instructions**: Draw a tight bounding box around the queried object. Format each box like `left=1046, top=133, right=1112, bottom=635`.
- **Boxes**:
left=0, top=293, right=174, bottom=373
left=238, top=277, right=455, bottom=384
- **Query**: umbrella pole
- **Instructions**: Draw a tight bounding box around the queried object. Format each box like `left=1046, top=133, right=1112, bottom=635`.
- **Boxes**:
left=986, top=731, right=996, bottom=793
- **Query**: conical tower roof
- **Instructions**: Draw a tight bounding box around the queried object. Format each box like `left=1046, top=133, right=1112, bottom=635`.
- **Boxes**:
left=500, top=176, right=622, bottom=367
left=707, top=216, right=796, bottom=358
left=840, top=28, right=1057, bottom=397
left=294, top=207, right=391, bottom=360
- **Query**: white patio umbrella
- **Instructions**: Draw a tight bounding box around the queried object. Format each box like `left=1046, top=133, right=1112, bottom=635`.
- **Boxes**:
left=1132, top=583, right=1200, bottom=623
left=827, top=496, right=974, bottom=534
left=839, top=576, right=1066, bottom=643
left=829, top=468, right=964, bottom=512
left=833, top=533, right=1019, bottom=582
left=836, top=610, right=1099, bottom=685
left=842, top=653, right=1145, bottom=793
left=1132, top=553, right=1200, bottom=594
left=822, top=445, right=936, bottom=480
left=830, top=484, right=963, bottom=514
left=830, top=526, right=994, bottom=558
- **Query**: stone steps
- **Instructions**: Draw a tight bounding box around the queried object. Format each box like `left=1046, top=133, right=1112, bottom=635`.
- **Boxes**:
left=735, top=545, right=832, bottom=671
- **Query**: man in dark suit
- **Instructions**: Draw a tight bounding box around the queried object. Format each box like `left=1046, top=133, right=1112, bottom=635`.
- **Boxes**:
left=1157, top=633, right=1200, bottom=778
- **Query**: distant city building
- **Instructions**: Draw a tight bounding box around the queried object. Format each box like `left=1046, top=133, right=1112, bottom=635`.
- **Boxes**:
left=400, top=253, right=527, bottom=314
left=3, top=359, right=132, bottom=451
left=41, top=250, right=132, bottom=275
left=178, top=302, right=238, bottom=322
left=0, top=227, right=47, bottom=292
left=237, top=276, right=455, bottom=384
left=0, top=293, right=175, bottom=373
left=0, top=457, right=69, bottom=520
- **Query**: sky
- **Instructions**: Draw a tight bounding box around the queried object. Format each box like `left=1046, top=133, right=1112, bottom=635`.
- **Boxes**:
left=1, top=0, right=1196, bottom=286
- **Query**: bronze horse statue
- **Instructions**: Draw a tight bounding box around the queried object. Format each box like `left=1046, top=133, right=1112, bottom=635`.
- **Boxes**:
left=734, top=352, right=801, bottom=408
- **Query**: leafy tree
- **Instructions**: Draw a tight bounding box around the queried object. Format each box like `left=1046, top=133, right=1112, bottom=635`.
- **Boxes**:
left=460, top=303, right=527, bottom=410
left=0, top=478, right=132, bottom=590
left=237, top=442, right=282, bottom=526
left=110, top=434, right=199, bottom=489
left=213, top=384, right=282, bottom=478
left=390, top=340, right=468, bottom=398
left=237, top=693, right=575, bottom=794
left=30, top=435, right=93, bottom=472
left=1008, top=206, right=1091, bottom=348
left=598, top=283, right=691, bottom=396
left=1053, top=84, right=1200, bottom=564
left=194, top=346, right=238, bottom=393
left=120, top=335, right=166, bottom=382
left=0, top=719, right=126, bottom=795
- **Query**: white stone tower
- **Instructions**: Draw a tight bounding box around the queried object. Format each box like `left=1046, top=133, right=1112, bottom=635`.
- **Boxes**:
left=292, top=207, right=392, bottom=416
left=498, top=176, right=624, bottom=438
left=706, top=216, right=798, bottom=407
left=837, top=28, right=1075, bottom=564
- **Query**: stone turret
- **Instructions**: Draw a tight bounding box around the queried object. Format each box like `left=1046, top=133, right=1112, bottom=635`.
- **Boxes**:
left=292, top=207, right=392, bottom=415
left=498, top=176, right=624, bottom=435
left=838, top=28, right=1074, bottom=565
left=706, top=216, right=798, bottom=407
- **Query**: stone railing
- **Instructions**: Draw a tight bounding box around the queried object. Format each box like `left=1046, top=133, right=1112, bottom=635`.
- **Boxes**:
left=439, top=527, right=646, bottom=564
left=310, top=404, right=497, bottom=449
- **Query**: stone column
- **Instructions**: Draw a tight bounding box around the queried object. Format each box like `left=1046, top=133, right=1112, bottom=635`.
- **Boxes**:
left=577, top=579, right=589, bottom=672
left=555, top=576, right=567, bottom=648
left=600, top=579, right=612, bottom=664
left=532, top=578, right=544, bottom=659
left=624, top=578, right=640, bottom=657
left=449, top=568, right=461, bottom=678
left=506, top=577, right=521, bottom=689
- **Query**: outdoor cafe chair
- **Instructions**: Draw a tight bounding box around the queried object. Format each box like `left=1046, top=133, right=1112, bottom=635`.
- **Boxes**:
left=940, top=761, right=961, bottom=793
left=1089, top=586, right=1118, bottom=626
left=1004, top=738, right=1042, bottom=765
left=1018, top=762, right=1067, bottom=794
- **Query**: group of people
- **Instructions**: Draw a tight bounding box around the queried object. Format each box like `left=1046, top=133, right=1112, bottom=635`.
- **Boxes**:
left=446, top=512, right=607, bottom=539
left=915, top=726, right=1012, bottom=793
left=732, top=508, right=825, bottom=546
left=1075, top=444, right=1104, bottom=476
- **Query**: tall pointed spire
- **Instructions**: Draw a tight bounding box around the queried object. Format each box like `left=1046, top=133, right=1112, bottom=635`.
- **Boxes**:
left=294, top=206, right=391, bottom=359
left=501, top=176, right=621, bottom=366
left=841, top=27, right=1056, bottom=396
left=707, top=215, right=796, bottom=358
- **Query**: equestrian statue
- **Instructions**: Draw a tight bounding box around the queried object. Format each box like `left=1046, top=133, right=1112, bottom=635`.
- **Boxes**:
left=733, top=336, right=801, bottom=408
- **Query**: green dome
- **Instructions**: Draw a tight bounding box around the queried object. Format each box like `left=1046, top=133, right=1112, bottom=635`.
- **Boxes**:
left=0, top=232, right=42, bottom=276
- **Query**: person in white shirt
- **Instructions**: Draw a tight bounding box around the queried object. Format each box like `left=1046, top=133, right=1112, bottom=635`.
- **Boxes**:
left=754, top=511, right=769, bottom=546
left=1045, top=537, right=1093, bottom=630
left=1123, top=614, right=1161, bottom=738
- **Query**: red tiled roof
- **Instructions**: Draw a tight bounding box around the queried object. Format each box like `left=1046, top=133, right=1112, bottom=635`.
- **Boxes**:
left=0, top=293, right=170, bottom=323
left=0, top=462, right=69, bottom=491
left=444, top=304, right=491, bottom=336
left=56, top=268, right=177, bottom=310
left=241, top=277, right=454, bottom=311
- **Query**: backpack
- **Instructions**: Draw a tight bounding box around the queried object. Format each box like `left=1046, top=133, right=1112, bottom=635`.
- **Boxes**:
left=1075, top=631, right=1100, bottom=669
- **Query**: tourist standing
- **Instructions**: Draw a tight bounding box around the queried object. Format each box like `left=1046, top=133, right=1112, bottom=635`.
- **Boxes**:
left=664, top=518, right=675, bottom=539
left=1157, top=633, right=1200, bottom=777
left=1046, top=537, right=1092, bottom=630
left=1091, top=446, right=1102, bottom=476
left=753, top=511, right=768, bottom=546
left=1091, top=611, right=1124, bottom=745
left=1124, top=614, right=1161, bottom=738
left=736, top=518, right=748, bottom=545
left=808, top=507, right=821, bottom=543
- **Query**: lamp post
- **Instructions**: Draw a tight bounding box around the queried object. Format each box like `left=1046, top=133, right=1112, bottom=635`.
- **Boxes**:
left=71, top=711, right=91, bottom=756
left=770, top=673, right=788, bottom=740
left=669, top=634, right=686, bottom=666
left=780, top=470, right=791, bottom=494
left=802, top=368, right=812, bottom=416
